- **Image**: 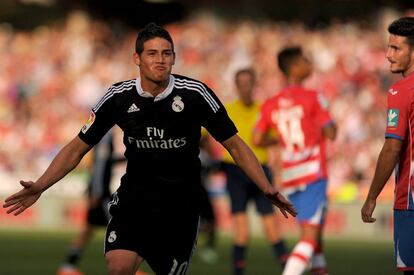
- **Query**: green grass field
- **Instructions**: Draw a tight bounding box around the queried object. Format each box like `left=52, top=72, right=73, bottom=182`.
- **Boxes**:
left=0, top=229, right=398, bottom=275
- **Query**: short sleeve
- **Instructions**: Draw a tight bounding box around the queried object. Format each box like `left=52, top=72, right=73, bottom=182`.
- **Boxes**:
left=78, top=88, right=117, bottom=146
left=314, top=92, right=333, bottom=128
left=199, top=85, right=238, bottom=142
left=385, top=86, right=408, bottom=141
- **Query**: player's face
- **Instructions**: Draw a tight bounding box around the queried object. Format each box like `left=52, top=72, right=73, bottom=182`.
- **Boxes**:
left=295, top=55, right=313, bottom=80
left=235, top=72, right=254, bottom=104
left=134, top=37, right=175, bottom=85
left=386, top=34, right=414, bottom=76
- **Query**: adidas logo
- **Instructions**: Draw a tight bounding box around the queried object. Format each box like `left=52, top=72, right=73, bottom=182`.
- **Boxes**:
left=127, top=103, right=140, bottom=113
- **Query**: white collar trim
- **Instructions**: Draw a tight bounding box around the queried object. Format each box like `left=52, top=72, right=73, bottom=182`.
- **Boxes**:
left=135, top=75, right=175, bottom=102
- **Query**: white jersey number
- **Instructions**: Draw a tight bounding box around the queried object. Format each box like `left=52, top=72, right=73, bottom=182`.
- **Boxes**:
left=168, top=259, right=188, bottom=275
left=271, top=105, right=305, bottom=151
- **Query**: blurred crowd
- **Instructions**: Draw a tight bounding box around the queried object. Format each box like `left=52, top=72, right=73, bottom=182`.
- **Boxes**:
left=0, top=9, right=403, bottom=202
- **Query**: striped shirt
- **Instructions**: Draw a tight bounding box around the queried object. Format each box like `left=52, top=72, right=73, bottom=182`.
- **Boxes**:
left=255, top=86, right=333, bottom=188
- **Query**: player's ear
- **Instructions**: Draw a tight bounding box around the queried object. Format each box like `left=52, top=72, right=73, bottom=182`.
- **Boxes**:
left=172, top=52, right=176, bottom=65
left=133, top=52, right=141, bottom=66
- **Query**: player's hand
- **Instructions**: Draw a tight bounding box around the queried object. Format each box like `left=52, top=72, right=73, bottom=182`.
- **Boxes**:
left=265, top=191, right=297, bottom=218
left=3, top=180, right=42, bottom=216
left=361, top=198, right=376, bottom=223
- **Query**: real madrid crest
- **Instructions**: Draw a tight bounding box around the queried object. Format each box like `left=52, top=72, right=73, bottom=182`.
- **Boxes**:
left=108, top=231, right=117, bottom=243
left=172, top=96, right=184, bottom=112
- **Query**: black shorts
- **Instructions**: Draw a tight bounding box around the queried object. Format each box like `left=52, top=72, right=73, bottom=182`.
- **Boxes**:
left=87, top=198, right=111, bottom=226
left=104, top=193, right=200, bottom=275
left=225, top=163, right=274, bottom=215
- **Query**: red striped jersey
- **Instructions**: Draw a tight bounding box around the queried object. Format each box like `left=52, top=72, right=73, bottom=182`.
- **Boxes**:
left=255, top=86, right=333, bottom=188
left=385, top=72, right=414, bottom=210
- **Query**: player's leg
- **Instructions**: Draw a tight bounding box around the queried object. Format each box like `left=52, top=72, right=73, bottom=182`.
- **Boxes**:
left=394, top=210, right=414, bottom=274
left=198, top=183, right=218, bottom=264
left=283, top=180, right=327, bottom=275
left=143, top=213, right=200, bottom=275
left=57, top=224, right=93, bottom=275
left=310, top=224, right=328, bottom=275
left=283, top=224, right=318, bottom=275
left=260, top=213, right=289, bottom=267
left=255, top=165, right=288, bottom=268
left=226, top=164, right=250, bottom=275
left=57, top=198, right=109, bottom=275
left=104, top=200, right=147, bottom=275
left=106, top=249, right=144, bottom=275
left=57, top=224, right=95, bottom=275
left=104, top=229, right=145, bottom=275
left=233, top=213, right=249, bottom=245
left=230, top=213, right=249, bottom=275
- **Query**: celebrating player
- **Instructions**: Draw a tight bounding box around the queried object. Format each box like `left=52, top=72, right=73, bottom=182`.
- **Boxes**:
left=254, top=46, right=336, bottom=275
left=361, top=17, right=414, bottom=275
left=3, top=23, right=296, bottom=275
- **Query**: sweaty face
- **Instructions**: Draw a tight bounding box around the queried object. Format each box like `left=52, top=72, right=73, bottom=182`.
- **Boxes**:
left=134, top=37, right=175, bottom=84
left=386, top=34, right=414, bottom=75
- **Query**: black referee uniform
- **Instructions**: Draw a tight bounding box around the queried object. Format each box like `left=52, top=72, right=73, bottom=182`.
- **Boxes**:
left=78, top=74, right=237, bottom=274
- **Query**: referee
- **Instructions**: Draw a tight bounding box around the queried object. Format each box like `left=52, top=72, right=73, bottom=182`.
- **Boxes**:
left=3, top=23, right=296, bottom=275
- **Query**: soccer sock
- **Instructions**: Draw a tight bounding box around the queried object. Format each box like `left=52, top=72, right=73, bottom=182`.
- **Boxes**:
left=282, top=239, right=316, bottom=275
left=65, top=247, right=83, bottom=266
left=272, top=240, right=289, bottom=267
left=232, top=245, right=246, bottom=275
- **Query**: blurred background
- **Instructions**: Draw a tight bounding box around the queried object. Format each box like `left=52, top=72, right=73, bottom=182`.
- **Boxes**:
left=0, top=0, right=413, bottom=274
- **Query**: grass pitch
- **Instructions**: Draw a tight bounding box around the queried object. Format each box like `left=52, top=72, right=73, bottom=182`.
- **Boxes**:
left=0, top=229, right=397, bottom=275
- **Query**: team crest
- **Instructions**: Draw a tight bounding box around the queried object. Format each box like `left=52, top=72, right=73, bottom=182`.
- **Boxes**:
left=108, top=231, right=117, bottom=243
left=81, top=111, right=96, bottom=134
left=172, top=96, right=184, bottom=112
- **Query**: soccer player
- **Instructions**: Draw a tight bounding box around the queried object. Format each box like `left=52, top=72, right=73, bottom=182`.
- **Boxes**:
left=222, top=68, right=288, bottom=275
left=3, top=23, right=296, bottom=275
left=361, top=17, right=414, bottom=275
left=254, top=47, right=337, bottom=275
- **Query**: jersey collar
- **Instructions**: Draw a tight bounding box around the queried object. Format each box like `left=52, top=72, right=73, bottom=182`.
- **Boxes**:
left=135, top=75, right=175, bottom=102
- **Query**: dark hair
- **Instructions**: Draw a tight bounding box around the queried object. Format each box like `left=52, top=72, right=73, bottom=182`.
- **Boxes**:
left=277, top=46, right=302, bottom=76
left=235, top=68, right=256, bottom=83
left=135, top=22, right=174, bottom=54
left=388, top=17, right=414, bottom=47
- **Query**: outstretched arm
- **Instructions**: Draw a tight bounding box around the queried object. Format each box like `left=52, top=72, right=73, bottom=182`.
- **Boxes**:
left=361, top=138, right=401, bottom=223
left=222, top=134, right=296, bottom=218
left=3, top=136, right=92, bottom=215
